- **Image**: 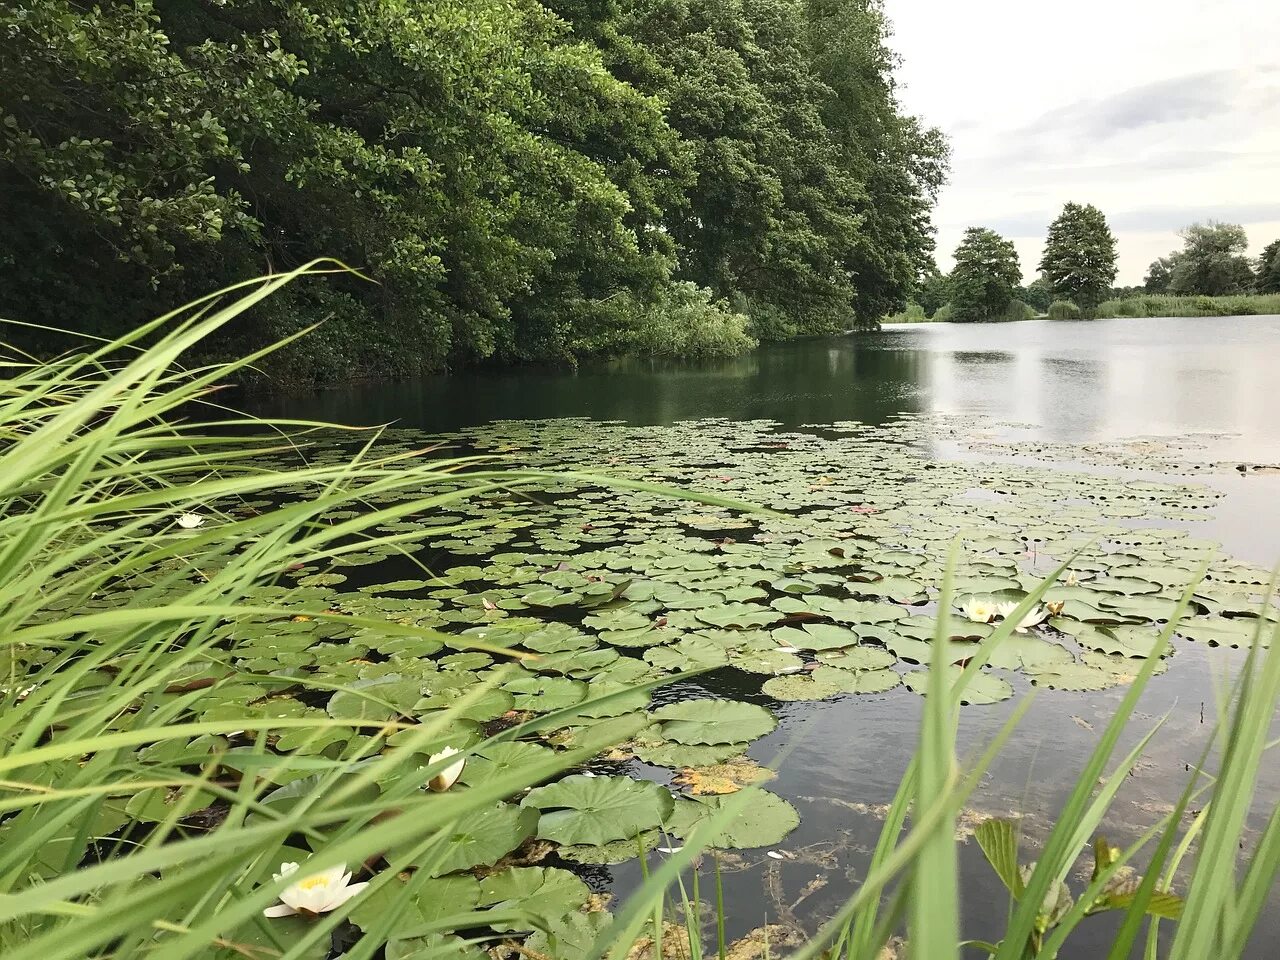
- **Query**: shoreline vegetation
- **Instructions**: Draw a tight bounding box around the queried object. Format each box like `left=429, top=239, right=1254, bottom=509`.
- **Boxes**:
left=0, top=0, right=943, bottom=384
left=883, top=292, right=1280, bottom=325
left=3, top=270, right=1279, bottom=959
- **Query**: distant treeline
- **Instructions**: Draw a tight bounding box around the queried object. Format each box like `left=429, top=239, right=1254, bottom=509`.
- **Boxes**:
left=0, top=0, right=945, bottom=382
left=893, top=210, right=1280, bottom=324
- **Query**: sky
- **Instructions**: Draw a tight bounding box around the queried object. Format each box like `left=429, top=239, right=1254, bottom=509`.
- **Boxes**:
left=883, top=0, right=1280, bottom=285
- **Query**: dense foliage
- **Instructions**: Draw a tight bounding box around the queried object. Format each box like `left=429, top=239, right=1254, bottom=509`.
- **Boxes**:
left=1037, top=202, right=1117, bottom=309
left=947, top=227, right=1022, bottom=322
left=0, top=0, right=945, bottom=381
left=1256, top=239, right=1280, bottom=294
left=1143, top=222, right=1258, bottom=297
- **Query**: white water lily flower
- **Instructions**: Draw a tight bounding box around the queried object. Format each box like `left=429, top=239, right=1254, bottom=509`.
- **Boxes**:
left=263, top=861, right=367, bottom=918
left=995, top=601, right=1049, bottom=633
left=176, top=512, right=206, bottom=529
left=1064, top=570, right=1080, bottom=587
left=427, top=746, right=465, bottom=792
left=959, top=596, right=998, bottom=623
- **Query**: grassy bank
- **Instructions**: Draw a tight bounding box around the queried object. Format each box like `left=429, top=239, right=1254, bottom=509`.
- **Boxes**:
left=1094, top=293, right=1280, bottom=318
left=3, top=268, right=1279, bottom=959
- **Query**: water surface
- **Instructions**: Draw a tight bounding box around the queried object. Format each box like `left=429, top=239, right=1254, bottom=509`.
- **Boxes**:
left=269, top=315, right=1280, bottom=956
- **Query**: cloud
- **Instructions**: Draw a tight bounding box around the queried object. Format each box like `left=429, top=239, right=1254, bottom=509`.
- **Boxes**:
left=1108, top=203, right=1280, bottom=232
left=1020, top=71, right=1239, bottom=141
left=954, top=203, right=1280, bottom=240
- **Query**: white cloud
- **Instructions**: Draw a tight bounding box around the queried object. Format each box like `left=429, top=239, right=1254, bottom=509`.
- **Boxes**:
left=884, top=0, right=1280, bottom=283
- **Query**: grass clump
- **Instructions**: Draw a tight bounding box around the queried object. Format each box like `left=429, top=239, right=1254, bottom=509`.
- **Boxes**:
left=1047, top=300, right=1082, bottom=320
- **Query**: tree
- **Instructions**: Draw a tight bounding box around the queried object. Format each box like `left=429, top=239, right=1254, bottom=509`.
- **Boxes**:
left=1256, top=239, right=1280, bottom=294
left=1168, top=222, right=1254, bottom=296
left=1144, top=256, right=1179, bottom=293
left=915, top=261, right=951, bottom=316
left=1037, top=202, right=1118, bottom=308
left=1020, top=277, right=1052, bottom=313
left=0, top=0, right=948, bottom=377
left=949, top=228, right=1022, bottom=322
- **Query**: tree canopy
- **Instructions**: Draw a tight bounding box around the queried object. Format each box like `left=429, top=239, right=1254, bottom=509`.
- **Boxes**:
left=948, top=227, right=1022, bottom=322
left=1167, top=222, right=1255, bottom=297
left=1037, top=202, right=1117, bottom=308
left=0, top=0, right=947, bottom=380
left=1256, top=239, right=1280, bottom=294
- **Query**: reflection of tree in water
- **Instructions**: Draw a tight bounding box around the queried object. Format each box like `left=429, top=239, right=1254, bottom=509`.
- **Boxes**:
left=256, top=336, right=929, bottom=431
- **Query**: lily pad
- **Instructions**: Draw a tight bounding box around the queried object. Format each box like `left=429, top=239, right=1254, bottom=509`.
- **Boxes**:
left=416, top=803, right=537, bottom=876
left=651, top=700, right=777, bottom=745
left=521, top=775, right=675, bottom=846
left=902, top=666, right=1014, bottom=704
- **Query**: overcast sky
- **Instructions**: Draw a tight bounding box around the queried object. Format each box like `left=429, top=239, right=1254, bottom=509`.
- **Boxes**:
left=883, top=0, right=1280, bottom=284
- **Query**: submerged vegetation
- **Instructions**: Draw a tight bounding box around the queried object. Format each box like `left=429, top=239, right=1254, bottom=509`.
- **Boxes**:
left=0, top=0, right=944, bottom=381
left=2, top=272, right=1279, bottom=958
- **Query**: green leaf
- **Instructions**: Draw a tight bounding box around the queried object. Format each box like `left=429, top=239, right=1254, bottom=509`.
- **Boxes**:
left=521, top=775, right=675, bottom=846
left=975, top=819, right=1025, bottom=897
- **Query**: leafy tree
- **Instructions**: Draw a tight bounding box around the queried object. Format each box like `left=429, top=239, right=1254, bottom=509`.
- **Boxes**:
left=1144, top=256, right=1179, bottom=293
left=1020, top=277, right=1052, bottom=313
left=1039, top=203, right=1121, bottom=308
left=1256, top=239, right=1280, bottom=294
left=949, top=228, right=1022, bottom=322
left=915, top=262, right=951, bottom=317
left=0, top=0, right=947, bottom=377
left=1168, top=222, right=1254, bottom=296
left=1037, top=202, right=1118, bottom=308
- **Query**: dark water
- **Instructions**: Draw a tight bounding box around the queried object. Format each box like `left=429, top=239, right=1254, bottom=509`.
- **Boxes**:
left=268, top=315, right=1280, bottom=956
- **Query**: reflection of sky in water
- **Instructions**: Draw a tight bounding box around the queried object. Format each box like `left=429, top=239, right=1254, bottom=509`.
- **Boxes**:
left=913, top=316, right=1280, bottom=460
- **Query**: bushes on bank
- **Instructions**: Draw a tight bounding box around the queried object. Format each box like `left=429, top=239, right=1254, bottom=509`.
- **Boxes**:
left=1047, top=300, right=1082, bottom=320
left=885, top=301, right=928, bottom=323
left=623, top=283, right=757, bottom=359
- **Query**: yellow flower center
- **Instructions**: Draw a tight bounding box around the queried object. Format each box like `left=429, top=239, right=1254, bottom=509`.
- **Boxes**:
left=297, top=876, right=330, bottom=892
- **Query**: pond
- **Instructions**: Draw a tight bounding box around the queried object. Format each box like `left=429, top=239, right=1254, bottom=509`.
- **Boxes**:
left=264, top=315, right=1280, bottom=957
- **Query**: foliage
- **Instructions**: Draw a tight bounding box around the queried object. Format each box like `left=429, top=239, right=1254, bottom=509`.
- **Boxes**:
left=1037, top=202, right=1118, bottom=309
left=916, top=262, right=952, bottom=316
left=1256, top=238, right=1280, bottom=294
left=932, top=302, right=955, bottom=322
left=884, top=301, right=928, bottom=323
left=620, top=282, right=757, bottom=359
left=1094, top=293, right=1280, bottom=319
left=1046, top=300, right=1082, bottom=320
left=0, top=0, right=946, bottom=378
left=948, top=227, right=1023, bottom=322
left=1167, top=222, right=1255, bottom=296
left=1144, top=255, right=1179, bottom=293
left=1019, top=277, right=1052, bottom=313
left=1003, top=299, right=1036, bottom=322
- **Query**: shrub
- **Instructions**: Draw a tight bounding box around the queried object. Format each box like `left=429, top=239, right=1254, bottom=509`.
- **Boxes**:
left=932, top=302, right=955, bottom=322
left=1003, top=299, right=1036, bottom=321
left=624, top=282, right=757, bottom=359
left=884, top=301, right=928, bottom=323
left=1047, top=300, right=1082, bottom=320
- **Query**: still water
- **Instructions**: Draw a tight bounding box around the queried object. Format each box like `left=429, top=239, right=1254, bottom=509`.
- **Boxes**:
left=269, top=315, right=1280, bottom=957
